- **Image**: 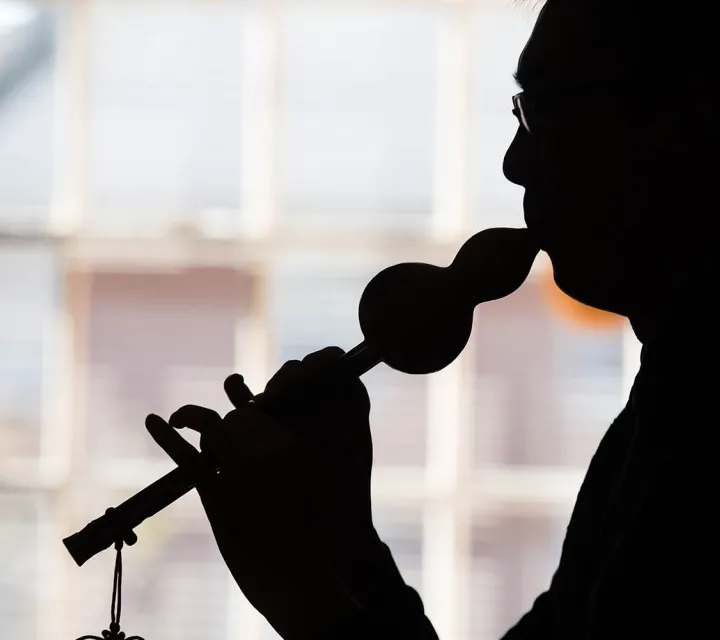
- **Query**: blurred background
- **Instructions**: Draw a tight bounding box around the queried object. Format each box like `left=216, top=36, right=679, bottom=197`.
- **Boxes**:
left=0, top=0, right=641, bottom=638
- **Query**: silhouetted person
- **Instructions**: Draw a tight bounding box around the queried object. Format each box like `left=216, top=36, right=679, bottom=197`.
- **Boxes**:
left=145, top=1, right=719, bottom=638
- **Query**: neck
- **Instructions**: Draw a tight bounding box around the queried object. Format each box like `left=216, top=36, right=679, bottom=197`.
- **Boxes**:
left=628, top=277, right=701, bottom=345
left=628, top=311, right=665, bottom=344
left=626, top=281, right=677, bottom=345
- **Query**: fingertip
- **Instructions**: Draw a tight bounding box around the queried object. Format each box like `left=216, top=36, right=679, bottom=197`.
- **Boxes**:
left=224, top=373, right=254, bottom=406
left=169, top=404, right=214, bottom=429
left=145, top=414, right=203, bottom=468
left=326, top=345, right=346, bottom=356
left=225, top=372, right=244, bottom=384
left=318, top=345, right=345, bottom=358
left=145, top=413, right=166, bottom=429
left=168, top=410, right=185, bottom=429
left=170, top=405, right=224, bottom=438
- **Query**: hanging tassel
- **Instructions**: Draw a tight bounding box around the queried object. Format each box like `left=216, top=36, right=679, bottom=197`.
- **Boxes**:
left=75, top=509, right=145, bottom=640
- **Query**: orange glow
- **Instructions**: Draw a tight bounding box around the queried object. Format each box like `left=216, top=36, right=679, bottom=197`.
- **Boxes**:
left=541, top=269, right=625, bottom=331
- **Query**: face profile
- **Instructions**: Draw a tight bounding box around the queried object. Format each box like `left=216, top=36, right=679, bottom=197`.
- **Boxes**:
left=503, top=0, right=717, bottom=330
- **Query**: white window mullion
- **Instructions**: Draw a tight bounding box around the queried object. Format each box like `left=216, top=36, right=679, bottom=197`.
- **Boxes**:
left=238, top=0, right=281, bottom=240
left=41, top=0, right=95, bottom=634
left=39, top=309, right=75, bottom=485
left=48, top=0, right=93, bottom=236
left=423, top=350, right=472, bottom=640
left=424, top=2, right=473, bottom=636
left=232, top=0, right=281, bottom=625
left=472, top=556, right=500, bottom=640
left=37, top=310, right=70, bottom=636
left=430, top=0, right=472, bottom=243
left=43, top=266, right=94, bottom=640
left=230, top=265, right=274, bottom=640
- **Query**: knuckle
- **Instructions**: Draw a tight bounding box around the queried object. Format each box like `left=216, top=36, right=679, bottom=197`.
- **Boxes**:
left=304, top=346, right=344, bottom=365
left=267, top=359, right=302, bottom=384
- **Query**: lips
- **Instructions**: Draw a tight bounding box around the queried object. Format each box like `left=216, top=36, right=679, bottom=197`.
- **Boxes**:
left=522, top=191, right=538, bottom=227
left=522, top=189, right=572, bottom=256
left=523, top=193, right=551, bottom=251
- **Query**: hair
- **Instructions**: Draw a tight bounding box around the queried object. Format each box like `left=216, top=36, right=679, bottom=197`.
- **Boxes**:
left=514, top=0, right=717, bottom=94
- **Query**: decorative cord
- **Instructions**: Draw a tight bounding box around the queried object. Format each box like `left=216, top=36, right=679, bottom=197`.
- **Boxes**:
left=75, top=509, right=144, bottom=640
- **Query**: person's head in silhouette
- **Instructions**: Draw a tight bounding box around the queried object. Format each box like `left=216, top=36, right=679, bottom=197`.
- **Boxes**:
left=504, top=0, right=717, bottom=338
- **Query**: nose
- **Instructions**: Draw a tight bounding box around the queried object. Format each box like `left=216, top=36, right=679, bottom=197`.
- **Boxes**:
left=503, top=127, right=530, bottom=187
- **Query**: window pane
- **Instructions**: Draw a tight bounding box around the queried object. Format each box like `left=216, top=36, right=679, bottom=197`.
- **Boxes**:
left=0, top=6, right=57, bottom=230
left=471, top=513, right=568, bottom=639
left=375, top=506, right=424, bottom=595
left=277, top=4, right=439, bottom=229
left=0, top=243, right=60, bottom=465
left=469, top=4, right=537, bottom=228
left=470, top=275, right=625, bottom=468
left=270, top=255, right=367, bottom=361
left=85, top=267, right=254, bottom=461
left=0, top=491, right=43, bottom=639
left=87, top=0, right=246, bottom=234
left=364, top=366, right=428, bottom=468
left=271, top=256, right=427, bottom=468
left=551, top=320, right=625, bottom=467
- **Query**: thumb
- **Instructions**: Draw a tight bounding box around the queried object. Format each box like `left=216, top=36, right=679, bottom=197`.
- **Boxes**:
left=224, top=373, right=255, bottom=408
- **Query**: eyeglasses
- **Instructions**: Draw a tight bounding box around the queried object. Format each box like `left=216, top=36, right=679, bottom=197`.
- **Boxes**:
left=512, top=92, right=532, bottom=134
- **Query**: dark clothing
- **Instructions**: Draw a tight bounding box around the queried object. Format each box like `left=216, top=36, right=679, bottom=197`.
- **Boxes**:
left=320, top=539, right=439, bottom=639
left=324, top=292, right=717, bottom=639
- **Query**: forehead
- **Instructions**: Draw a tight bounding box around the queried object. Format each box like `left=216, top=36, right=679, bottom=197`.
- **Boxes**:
left=515, top=0, right=605, bottom=92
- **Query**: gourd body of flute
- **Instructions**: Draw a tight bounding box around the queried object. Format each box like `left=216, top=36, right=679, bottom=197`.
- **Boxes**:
left=358, top=227, right=538, bottom=374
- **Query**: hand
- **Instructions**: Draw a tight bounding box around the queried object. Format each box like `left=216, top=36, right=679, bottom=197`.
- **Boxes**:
left=224, top=348, right=409, bottom=610
left=255, top=348, right=375, bottom=544
left=145, top=403, right=360, bottom=640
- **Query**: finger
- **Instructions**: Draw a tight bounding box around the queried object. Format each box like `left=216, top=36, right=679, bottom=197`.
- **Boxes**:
left=224, top=373, right=254, bottom=408
left=169, top=404, right=222, bottom=431
left=145, top=413, right=201, bottom=468
left=300, top=347, right=347, bottom=390
left=301, top=346, right=345, bottom=369
left=304, top=346, right=369, bottom=410
left=263, top=359, right=303, bottom=399
left=264, top=348, right=343, bottom=400
left=146, top=415, right=225, bottom=522
left=167, top=404, right=231, bottom=466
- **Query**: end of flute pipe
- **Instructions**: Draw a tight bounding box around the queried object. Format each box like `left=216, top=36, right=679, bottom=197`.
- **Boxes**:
left=62, top=530, right=94, bottom=567
left=62, top=507, right=138, bottom=567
